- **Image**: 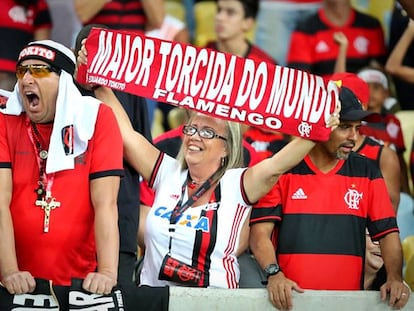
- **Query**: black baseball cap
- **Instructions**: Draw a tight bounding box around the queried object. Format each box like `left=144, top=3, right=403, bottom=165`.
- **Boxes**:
left=339, top=87, right=380, bottom=122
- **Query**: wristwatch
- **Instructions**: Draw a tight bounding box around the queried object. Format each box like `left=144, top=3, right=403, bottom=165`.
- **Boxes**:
left=263, top=263, right=281, bottom=279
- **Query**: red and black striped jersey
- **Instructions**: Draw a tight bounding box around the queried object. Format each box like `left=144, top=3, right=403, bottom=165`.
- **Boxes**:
left=250, top=153, right=398, bottom=290
left=85, top=0, right=146, bottom=33
left=287, top=8, right=386, bottom=77
left=360, top=113, right=406, bottom=154
left=0, top=0, right=51, bottom=73
left=243, top=126, right=289, bottom=161
left=355, top=135, right=383, bottom=166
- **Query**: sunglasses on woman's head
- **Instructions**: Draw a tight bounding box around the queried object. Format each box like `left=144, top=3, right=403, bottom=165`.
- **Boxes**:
left=16, top=64, right=60, bottom=79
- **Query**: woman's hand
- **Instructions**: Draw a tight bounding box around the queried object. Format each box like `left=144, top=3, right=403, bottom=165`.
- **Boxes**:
left=327, top=98, right=341, bottom=130
left=77, top=38, right=88, bottom=66
left=75, top=39, right=100, bottom=91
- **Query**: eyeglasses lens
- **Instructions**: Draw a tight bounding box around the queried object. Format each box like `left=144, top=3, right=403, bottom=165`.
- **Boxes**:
left=183, top=125, right=196, bottom=136
left=199, top=128, right=214, bottom=139
left=182, top=125, right=226, bottom=141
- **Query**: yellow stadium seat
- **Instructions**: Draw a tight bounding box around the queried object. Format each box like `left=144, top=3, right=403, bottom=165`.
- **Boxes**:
left=168, top=107, right=189, bottom=130
left=402, top=235, right=414, bottom=291
left=403, top=235, right=414, bottom=264
left=396, top=110, right=414, bottom=192
left=165, top=0, right=186, bottom=22
left=351, top=0, right=394, bottom=40
left=151, top=108, right=165, bottom=138
left=405, top=257, right=414, bottom=291
left=194, top=1, right=217, bottom=47
left=403, top=236, right=414, bottom=290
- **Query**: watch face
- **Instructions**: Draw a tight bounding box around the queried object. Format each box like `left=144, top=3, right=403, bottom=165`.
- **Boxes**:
left=265, top=264, right=280, bottom=276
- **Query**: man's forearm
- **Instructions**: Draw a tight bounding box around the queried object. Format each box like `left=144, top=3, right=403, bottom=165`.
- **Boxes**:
left=380, top=232, right=404, bottom=281
left=249, top=224, right=279, bottom=269
left=0, top=207, right=19, bottom=278
left=94, top=206, right=119, bottom=278
left=0, top=169, right=18, bottom=278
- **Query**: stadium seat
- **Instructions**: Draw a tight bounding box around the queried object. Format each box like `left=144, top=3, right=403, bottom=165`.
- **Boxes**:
left=402, top=235, right=414, bottom=290
left=151, top=108, right=165, bottom=138
left=395, top=110, right=414, bottom=192
left=397, top=193, right=414, bottom=242
left=165, top=0, right=186, bottom=22
left=194, top=1, right=217, bottom=47
left=405, top=257, right=414, bottom=291
left=351, top=0, right=394, bottom=41
left=403, top=235, right=414, bottom=263
left=168, top=107, right=188, bottom=130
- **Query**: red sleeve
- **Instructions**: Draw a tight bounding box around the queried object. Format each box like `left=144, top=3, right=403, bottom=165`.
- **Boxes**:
left=139, top=179, right=155, bottom=206
left=250, top=182, right=282, bottom=225
left=89, top=105, right=123, bottom=175
left=0, top=113, right=11, bottom=166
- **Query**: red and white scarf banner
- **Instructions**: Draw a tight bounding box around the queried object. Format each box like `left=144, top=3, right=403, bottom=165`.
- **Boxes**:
left=79, top=28, right=340, bottom=141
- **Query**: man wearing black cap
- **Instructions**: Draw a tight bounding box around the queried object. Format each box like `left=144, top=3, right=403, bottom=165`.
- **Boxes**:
left=74, top=23, right=153, bottom=288
left=250, top=86, right=409, bottom=310
left=0, top=39, right=123, bottom=305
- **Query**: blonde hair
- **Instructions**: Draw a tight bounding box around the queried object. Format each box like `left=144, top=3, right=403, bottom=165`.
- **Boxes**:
left=177, top=115, right=244, bottom=182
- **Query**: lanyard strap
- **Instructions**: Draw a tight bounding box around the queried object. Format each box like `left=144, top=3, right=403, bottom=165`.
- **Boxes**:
left=169, top=172, right=215, bottom=225
left=26, top=118, right=55, bottom=198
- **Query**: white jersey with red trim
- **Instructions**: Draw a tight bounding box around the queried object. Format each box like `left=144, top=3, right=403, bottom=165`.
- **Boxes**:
left=140, top=154, right=251, bottom=288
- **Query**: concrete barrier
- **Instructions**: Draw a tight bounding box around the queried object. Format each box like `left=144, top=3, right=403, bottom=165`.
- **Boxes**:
left=169, top=288, right=414, bottom=311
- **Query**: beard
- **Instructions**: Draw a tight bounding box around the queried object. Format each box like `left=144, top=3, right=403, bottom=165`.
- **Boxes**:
left=334, top=141, right=355, bottom=160
left=335, top=149, right=351, bottom=160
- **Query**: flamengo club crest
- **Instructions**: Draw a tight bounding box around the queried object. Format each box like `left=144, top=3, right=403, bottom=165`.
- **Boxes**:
left=298, top=121, right=312, bottom=137
left=344, top=188, right=363, bottom=210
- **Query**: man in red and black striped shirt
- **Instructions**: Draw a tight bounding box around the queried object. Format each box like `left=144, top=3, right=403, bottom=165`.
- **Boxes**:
left=250, top=86, right=409, bottom=310
left=330, top=72, right=401, bottom=211
left=75, top=0, right=164, bottom=33
left=287, top=0, right=386, bottom=78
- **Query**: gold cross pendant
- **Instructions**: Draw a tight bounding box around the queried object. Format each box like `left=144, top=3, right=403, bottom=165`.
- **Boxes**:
left=35, top=191, right=61, bottom=233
